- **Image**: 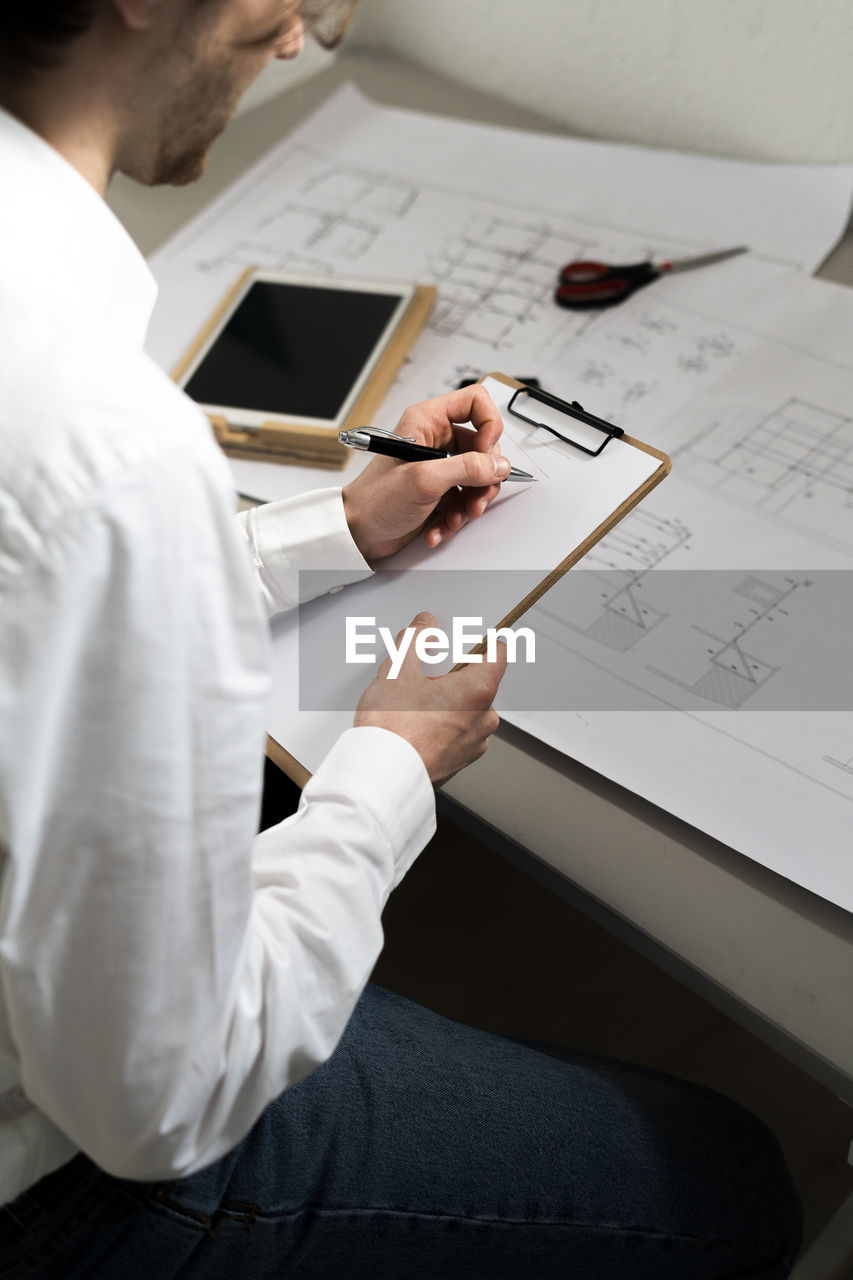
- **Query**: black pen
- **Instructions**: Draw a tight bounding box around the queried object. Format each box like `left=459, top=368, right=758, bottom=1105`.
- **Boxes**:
left=338, top=427, right=536, bottom=482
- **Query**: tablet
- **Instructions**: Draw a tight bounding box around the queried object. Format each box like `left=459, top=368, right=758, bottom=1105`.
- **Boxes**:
left=178, top=270, right=416, bottom=432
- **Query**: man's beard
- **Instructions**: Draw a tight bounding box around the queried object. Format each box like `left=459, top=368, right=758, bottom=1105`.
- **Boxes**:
left=135, top=53, right=243, bottom=187
left=154, top=138, right=213, bottom=187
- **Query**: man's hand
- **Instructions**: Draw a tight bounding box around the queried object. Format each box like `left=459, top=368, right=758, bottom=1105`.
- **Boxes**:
left=354, top=612, right=509, bottom=787
left=342, top=385, right=510, bottom=563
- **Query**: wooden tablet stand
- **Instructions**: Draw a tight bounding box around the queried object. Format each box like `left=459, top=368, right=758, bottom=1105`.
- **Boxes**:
left=173, top=269, right=437, bottom=469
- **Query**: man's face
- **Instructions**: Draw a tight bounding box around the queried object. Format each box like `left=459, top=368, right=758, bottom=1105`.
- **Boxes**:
left=120, top=1, right=308, bottom=187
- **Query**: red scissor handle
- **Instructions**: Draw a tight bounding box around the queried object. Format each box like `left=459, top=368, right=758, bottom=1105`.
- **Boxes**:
left=560, top=261, right=614, bottom=283
left=556, top=259, right=659, bottom=309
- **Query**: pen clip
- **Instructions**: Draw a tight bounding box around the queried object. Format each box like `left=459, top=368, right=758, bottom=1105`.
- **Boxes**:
left=359, top=427, right=417, bottom=443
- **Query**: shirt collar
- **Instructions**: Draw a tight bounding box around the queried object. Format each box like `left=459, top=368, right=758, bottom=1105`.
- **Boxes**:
left=0, top=106, right=157, bottom=348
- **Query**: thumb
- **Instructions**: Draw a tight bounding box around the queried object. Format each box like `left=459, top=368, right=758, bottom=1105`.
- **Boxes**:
left=393, top=610, right=437, bottom=678
left=484, top=634, right=510, bottom=687
left=457, top=633, right=509, bottom=689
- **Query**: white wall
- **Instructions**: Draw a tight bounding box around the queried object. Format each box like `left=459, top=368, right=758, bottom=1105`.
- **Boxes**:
left=348, top=0, right=853, bottom=162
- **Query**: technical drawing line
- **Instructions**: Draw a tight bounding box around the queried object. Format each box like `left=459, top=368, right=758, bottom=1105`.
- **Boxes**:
left=824, top=754, right=853, bottom=776
left=288, top=142, right=728, bottom=256
left=673, top=398, right=853, bottom=553
left=533, top=511, right=690, bottom=654
left=646, top=576, right=802, bottom=709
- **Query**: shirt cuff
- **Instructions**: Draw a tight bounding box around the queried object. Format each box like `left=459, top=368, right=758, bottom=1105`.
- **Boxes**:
left=238, top=488, right=372, bottom=617
left=303, top=726, right=436, bottom=891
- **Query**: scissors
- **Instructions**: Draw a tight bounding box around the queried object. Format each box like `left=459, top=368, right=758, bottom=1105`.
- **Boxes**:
left=555, top=245, right=748, bottom=310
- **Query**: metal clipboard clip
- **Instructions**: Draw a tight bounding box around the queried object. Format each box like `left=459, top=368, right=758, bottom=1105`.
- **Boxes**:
left=507, top=384, right=625, bottom=458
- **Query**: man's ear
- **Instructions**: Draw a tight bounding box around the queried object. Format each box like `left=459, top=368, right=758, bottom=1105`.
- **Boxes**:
left=106, top=0, right=156, bottom=33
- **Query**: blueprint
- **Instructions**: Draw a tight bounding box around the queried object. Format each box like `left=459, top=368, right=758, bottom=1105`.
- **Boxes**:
left=147, top=85, right=853, bottom=373
left=146, top=86, right=853, bottom=909
left=505, top=273, right=853, bottom=908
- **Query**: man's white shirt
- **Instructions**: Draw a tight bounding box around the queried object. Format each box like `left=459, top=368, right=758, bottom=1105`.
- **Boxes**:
left=0, top=107, right=435, bottom=1205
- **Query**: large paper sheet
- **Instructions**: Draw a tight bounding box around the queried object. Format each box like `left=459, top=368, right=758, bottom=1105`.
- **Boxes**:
left=509, top=273, right=853, bottom=910
left=146, top=86, right=853, bottom=908
left=148, top=86, right=853, bottom=372
left=146, top=85, right=853, bottom=507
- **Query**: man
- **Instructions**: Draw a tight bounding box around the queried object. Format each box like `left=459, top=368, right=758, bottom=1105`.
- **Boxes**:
left=0, top=3, right=803, bottom=1276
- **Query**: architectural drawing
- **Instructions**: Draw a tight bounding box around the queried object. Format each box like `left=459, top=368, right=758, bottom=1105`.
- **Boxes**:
left=647, top=575, right=804, bottom=709
left=824, top=752, right=853, bottom=776
left=182, top=148, right=654, bottom=360
left=426, top=213, right=595, bottom=347
left=198, top=206, right=385, bottom=274
left=595, top=308, right=745, bottom=375
left=675, top=397, right=853, bottom=545
left=534, top=511, right=691, bottom=652
left=586, top=509, right=692, bottom=574
left=197, top=150, right=421, bottom=276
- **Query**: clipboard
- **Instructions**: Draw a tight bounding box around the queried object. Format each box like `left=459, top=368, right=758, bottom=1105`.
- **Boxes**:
left=265, top=371, right=671, bottom=788
left=172, top=269, right=437, bottom=468
left=453, top=372, right=671, bottom=655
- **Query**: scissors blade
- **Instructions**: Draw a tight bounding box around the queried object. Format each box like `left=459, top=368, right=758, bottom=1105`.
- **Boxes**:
left=663, top=246, right=749, bottom=274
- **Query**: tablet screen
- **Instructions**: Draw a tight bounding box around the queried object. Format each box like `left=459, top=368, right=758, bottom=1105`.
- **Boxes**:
left=183, top=278, right=408, bottom=424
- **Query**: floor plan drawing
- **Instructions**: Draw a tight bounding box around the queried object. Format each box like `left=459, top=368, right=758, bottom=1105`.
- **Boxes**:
left=426, top=212, right=595, bottom=348
left=196, top=150, right=421, bottom=276
left=675, top=397, right=853, bottom=545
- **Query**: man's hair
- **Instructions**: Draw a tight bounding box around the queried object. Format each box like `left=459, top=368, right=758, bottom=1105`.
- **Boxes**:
left=0, top=0, right=356, bottom=75
left=1, top=2, right=100, bottom=72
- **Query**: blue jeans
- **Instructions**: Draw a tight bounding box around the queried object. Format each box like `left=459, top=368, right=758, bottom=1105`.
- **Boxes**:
left=0, top=983, right=802, bottom=1279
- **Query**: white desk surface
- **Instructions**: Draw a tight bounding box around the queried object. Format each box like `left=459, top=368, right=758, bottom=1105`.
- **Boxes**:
left=109, top=49, right=853, bottom=1103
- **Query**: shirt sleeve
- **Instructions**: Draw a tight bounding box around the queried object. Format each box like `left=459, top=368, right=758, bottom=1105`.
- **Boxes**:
left=0, top=444, right=434, bottom=1182
left=238, top=488, right=373, bottom=617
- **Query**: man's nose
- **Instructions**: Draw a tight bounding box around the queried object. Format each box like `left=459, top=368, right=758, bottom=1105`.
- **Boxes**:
left=275, top=17, right=305, bottom=59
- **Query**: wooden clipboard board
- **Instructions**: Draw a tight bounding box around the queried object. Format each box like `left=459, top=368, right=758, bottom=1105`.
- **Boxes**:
left=266, top=370, right=671, bottom=788
left=172, top=270, right=437, bottom=468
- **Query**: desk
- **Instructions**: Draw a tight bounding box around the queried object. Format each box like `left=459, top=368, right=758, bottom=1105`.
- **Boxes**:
left=111, top=47, right=853, bottom=1271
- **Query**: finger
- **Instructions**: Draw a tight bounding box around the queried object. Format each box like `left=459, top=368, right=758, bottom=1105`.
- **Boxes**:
left=448, top=422, right=499, bottom=458
left=423, top=476, right=504, bottom=544
left=423, top=491, right=470, bottom=545
left=463, top=484, right=500, bottom=518
left=450, top=384, right=504, bottom=448
left=448, top=426, right=503, bottom=510
left=412, top=450, right=510, bottom=508
left=444, top=646, right=506, bottom=711
left=398, top=385, right=504, bottom=451
left=456, top=635, right=509, bottom=693
left=394, top=611, right=438, bottom=680
left=483, top=635, right=510, bottom=687
left=371, top=613, right=434, bottom=680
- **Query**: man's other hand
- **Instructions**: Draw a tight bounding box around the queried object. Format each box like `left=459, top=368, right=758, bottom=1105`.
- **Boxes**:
left=353, top=612, right=509, bottom=786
